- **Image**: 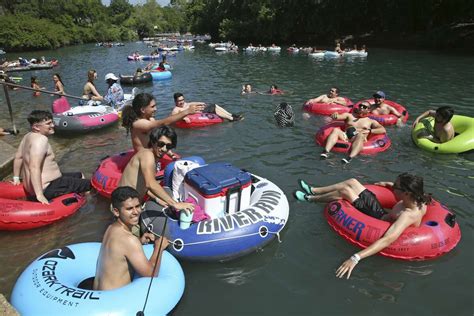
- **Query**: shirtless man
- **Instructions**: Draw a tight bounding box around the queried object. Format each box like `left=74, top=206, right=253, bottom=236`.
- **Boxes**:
left=321, top=101, right=386, bottom=163
left=412, top=106, right=454, bottom=143
left=370, top=91, right=403, bottom=125
left=118, top=126, right=194, bottom=212
left=12, top=110, right=91, bottom=204
left=306, top=87, right=347, bottom=106
left=171, top=92, right=243, bottom=123
left=294, top=173, right=430, bottom=279
left=122, top=93, right=204, bottom=152
left=93, top=186, right=169, bottom=291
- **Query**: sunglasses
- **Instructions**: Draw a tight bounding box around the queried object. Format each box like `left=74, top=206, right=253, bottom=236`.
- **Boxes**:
left=329, top=90, right=337, bottom=93
left=155, top=141, right=174, bottom=150
left=359, top=104, right=370, bottom=109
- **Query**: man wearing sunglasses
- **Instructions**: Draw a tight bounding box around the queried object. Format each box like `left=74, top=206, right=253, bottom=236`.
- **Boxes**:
left=322, top=102, right=386, bottom=163
left=119, top=126, right=195, bottom=213
left=306, top=86, right=347, bottom=106
left=371, top=91, right=403, bottom=125
left=12, top=110, right=91, bottom=204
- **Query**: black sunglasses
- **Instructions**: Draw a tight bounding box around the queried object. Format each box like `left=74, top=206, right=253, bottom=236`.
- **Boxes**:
left=359, top=104, right=370, bottom=109
left=155, top=141, right=174, bottom=150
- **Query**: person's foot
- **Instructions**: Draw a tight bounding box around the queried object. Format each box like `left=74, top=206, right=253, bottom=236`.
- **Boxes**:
left=298, top=179, right=313, bottom=195
left=320, top=151, right=329, bottom=159
left=341, top=157, right=352, bottom=164
left=232, top=113, right=244, bottom=121
left=294, top=190, right=310, bottom=202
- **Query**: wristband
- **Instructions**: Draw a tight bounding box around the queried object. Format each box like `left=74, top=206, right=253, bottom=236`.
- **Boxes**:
left=350, top=253, right=361, bottom=264
left=13, top=176, right=20, bottom=182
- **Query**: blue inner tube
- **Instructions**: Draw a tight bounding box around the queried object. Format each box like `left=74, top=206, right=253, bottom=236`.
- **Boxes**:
left=150, top=71, right=172, bottom=81
left=11, top=242, right=185, bottom=316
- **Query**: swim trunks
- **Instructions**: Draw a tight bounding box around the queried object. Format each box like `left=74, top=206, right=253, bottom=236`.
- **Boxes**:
left=352, top=189, right=386, bottom=219
left=345, top=126, right=358, bottom=140
left=43, top=172, right=91, bottom=200
left=203, top=103, right=216, bottom=113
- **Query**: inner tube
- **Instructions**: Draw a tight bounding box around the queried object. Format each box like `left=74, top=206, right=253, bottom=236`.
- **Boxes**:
left=52, top=105, right=119, bottom=133
left=0, top=182, right=86, bottom=231
left=150, top=70, right=172, bottom=81
left=352, top=99, right=409, bottom=126
left=11, top=242, right=184, bottom=316
left=91, top=150, right=177, bottom=198
left=174, top=113, right=224, bottom=129
left=303, top=97, right=353, bottom=115
left=120, top=72, right=152, bottom=85
left=412, top=115, right=474, bottom=154
left=315, top=121, right=391, bottom=155
left=141, top=169, right=289, bottom=262
left=324, top=184, right=461, bottom=260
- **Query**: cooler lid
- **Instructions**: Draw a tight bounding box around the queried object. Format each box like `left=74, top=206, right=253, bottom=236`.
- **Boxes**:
left=185, top=162, right=251, bottom=195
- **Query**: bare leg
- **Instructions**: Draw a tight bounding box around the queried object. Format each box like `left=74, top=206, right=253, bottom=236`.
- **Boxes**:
left=310, top=178, right=365, bottom=202
left=348, top=133, right=367, bottom=158
left=214, top=104, right=233, bottom=120
left=324, top=128, right=345, bottom=152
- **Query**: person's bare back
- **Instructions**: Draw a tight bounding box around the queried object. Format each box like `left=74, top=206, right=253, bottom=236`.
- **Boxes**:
left=18, top=132, right=61, bottom=196
left=118, top=148, right=153, bottom=198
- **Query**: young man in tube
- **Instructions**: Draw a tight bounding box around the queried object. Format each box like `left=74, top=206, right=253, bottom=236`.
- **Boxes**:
left=93, top=186, right=170, bottom=290
left=370, top=91, right=404, bottom=126
left=321, top=102, right=386, bottom=164
left=12, top=110, right=91, bottom=204
left=118, top=126, right=194, bottom=213
left=171, top=92, right=243, bottom=123
left=412, top=106, right=454, bottom=143
left=306, top=86, right=347, bottom=106
left=294, top=173, right=430, bottom=279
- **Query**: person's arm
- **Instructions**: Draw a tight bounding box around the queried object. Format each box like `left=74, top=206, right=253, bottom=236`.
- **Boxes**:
left=12, top=144, right=23, bottom=185
left=125, top=235, right=169, bottom=277
left=88, top=84, right=103, bottom=101
left=334, top=97, right=347, bottom=106
left=413, top=110, right=435, bottom=127
left=374, top=181, right=394, bottom=187
left=331, top=112, right=351, bottom=121
left=386, top=105, right=402, bottom=118
left=135, top=104, right=204, bottom=132
left=309, top=94, right=325, bottom=103
left=29, top=137, right=49, bottom=204
left=367, top=121, right=386, bottom=134
left=336, top=212, right=414, bottom=279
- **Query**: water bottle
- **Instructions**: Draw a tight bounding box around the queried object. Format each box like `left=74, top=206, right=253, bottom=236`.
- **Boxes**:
left=179, top=210, right=193, bottom=230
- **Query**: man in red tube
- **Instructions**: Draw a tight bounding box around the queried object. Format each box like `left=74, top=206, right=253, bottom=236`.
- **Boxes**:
left=12, top=110, right=91, bottom=204
left=320, top=102, right=385, bottom=164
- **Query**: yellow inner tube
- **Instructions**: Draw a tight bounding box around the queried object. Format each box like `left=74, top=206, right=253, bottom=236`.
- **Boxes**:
left=412, top=115, right=474, bottom=154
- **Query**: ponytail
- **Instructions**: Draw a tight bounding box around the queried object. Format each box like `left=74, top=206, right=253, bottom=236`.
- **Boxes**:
left=121, top=105, right=137, bottom=134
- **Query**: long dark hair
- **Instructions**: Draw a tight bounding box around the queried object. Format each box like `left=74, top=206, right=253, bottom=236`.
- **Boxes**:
left=121, top=93, right=155, bottom=133
left=53, top=73, right=64, bottom=87
left=148, top=126, right=177, bottom=149
left=397, top=173, right=432, bottom=207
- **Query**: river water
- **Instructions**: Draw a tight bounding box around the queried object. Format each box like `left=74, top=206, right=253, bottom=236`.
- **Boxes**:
left=0, top=43, right=473, bottom=315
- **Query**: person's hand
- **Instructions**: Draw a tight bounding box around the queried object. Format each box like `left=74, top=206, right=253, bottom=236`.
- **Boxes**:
left=187, top=104, right=204, bottom=114
left=140, top=232, right=155, bottom=245
left=335, top=258, right=358, bottom=279
left=11, top=176, right=21, bottom=185
left=374, top=181, right=393, bottom=187
left=154, top=236, right=170, bottom=249
left=360, top=127, right=370, bottom=135
left=396, top=117, right=404, bottom=127
left=330, top=112, right=339, bottom=120
left=184, top=116, right=191, bottom=123
left=36, top=194, right=49, bottom=205
left=174, top=202, right=195, bottom=215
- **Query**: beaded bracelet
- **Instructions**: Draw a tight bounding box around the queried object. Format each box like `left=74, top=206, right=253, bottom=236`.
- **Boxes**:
left=350, top=253, right=361, bottom=264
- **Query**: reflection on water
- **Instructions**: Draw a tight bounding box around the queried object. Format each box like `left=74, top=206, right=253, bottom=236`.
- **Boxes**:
left=0, top=44, right=473, bottom=315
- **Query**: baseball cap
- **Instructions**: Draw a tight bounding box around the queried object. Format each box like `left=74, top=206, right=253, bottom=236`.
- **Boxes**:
left=373, top=91, right=386, bottom=98
left=105, top=73, right=118, bottom=81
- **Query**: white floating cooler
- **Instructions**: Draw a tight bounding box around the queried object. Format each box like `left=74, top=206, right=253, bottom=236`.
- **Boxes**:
left=184, top=162, right=252, bottom=219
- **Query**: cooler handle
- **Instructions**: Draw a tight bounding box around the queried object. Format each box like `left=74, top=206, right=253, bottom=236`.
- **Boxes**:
left=225, top=185, right=242, bottom=214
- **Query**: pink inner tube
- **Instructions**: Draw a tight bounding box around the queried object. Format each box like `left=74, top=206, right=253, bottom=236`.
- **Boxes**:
left=76, top=112, right=119, bottom=127
left=352, top=99, right=409, bottom=126
left=174, top=113, right=224, bottom=129
left=303, top=97, right=353, bottom=115
left=315, top=121, right=391, bottom=155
